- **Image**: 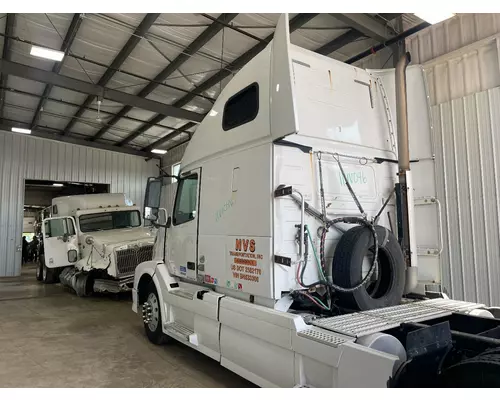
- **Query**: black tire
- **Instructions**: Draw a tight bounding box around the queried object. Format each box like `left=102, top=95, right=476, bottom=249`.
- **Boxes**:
left=36, top=256, right=44, bottom=281
left=74, top=273, right=93, bottom=297
left=439, top=353, right=500, bottom=387
left=143, top=281, right=170, bottom=345
left=332, top=225, right=405, bottom=311
left=42, top=259, right=56, bottom=284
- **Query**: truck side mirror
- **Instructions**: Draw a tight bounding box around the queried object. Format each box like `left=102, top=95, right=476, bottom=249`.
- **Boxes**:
left=144, top=177, right=162, bottom=222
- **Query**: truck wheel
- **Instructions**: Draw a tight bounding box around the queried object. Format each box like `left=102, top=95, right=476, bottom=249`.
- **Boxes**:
left=42, top=263, right=56, bottom=284
left=36, top=256, right=44, bottom=281
left=439, top=353, right=500, bottom=387
left=74, top=273, right=93, bottom=297
left=142, top=281, right=170, bottom=345
left=332, top=225, right=405, bottom=311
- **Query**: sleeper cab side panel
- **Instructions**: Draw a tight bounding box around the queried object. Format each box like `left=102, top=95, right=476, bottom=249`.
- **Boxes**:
left=198, top=143, right=274, bottom=299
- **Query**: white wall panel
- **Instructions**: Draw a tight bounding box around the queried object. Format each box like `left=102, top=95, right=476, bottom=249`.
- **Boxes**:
left=406, top=14, right=500, bottom=108
left=408, top=14, right=500, bottom=65
left=407, top=15, right=500, bottom=305
left=0, top=130, right=159, bottom=277
left=431, top=88, right=500, bottom=305
left=422, top=37, right=500, bottom=107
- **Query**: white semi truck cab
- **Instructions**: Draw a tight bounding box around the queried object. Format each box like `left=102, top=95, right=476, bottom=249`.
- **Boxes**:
left=38, top=193, right=155, bottom=296
left=131, top=15, right=500, bottom=387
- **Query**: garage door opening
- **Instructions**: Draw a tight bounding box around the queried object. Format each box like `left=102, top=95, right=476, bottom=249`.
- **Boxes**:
left=22, top=180, right=110, bottom=269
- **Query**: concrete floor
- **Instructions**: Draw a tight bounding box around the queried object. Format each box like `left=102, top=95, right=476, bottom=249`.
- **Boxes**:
left=0, top=264, right=253, bottom=388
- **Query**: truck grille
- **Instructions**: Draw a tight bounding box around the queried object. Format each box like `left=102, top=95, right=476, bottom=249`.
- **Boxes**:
left=115, top=245, right=154, bottom=277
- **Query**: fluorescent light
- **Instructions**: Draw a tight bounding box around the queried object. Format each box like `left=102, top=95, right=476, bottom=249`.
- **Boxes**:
left=53, top=183, right=63, bottom=187
left=11, top=127, right=31, bottom=134
left=151, top=149, right=167, bottom=155
left=30, top=45, right=65, bottom=62
left=414, top=12, right=455, bottom=25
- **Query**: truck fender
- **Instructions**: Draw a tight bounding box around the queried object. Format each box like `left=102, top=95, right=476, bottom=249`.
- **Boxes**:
left=133, top=260, right=157, bottom=313
left=133, top=260, right=178, bottom=326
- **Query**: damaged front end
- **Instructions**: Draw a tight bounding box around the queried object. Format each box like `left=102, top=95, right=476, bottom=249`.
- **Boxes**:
left=60, top=235, right=155, bottom=296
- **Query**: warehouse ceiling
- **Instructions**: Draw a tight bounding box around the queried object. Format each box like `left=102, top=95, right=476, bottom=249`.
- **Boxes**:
left=0, top=13, right=427, bottom=158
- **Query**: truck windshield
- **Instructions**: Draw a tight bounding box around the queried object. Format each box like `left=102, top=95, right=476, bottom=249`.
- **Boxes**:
left=79, top=211, right=141, bottom=233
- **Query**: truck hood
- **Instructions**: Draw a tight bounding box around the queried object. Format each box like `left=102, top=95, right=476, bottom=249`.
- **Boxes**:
left=82, top=227, right=155, bottom=246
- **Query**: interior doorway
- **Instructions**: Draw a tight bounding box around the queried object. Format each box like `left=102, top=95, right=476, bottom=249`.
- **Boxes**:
left=22, top=180, right=110, bottom=268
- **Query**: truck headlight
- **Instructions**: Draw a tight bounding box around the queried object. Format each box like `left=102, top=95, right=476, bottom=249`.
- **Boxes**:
left=68, top=249, right=78, bottom=263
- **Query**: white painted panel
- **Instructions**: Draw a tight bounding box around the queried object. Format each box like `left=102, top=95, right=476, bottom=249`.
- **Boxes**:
left=0, top=130, right=158, bottom=277
left=409, top=17, right=500, bottom=305
left=407, top=14, right=500, bottom=65
left=431, top=88, right=500, bottom=305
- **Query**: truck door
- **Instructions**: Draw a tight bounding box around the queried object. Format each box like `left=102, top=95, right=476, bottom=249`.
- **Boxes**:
left=167, top=169, right=200, bottom=281
left=42, top=217, right=78, bottom=268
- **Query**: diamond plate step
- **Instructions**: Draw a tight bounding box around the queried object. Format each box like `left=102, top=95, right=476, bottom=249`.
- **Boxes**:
left=364, top=302, right=450, bottom=323
left=312, top=313, right=398, bottom=337
left=418, top=298, right=485, bottom=312
left=312, top=298, right=486, bottom=338
left=298, top=327, right=354, bottom=348
left=165, top=321, right=198, bottom=345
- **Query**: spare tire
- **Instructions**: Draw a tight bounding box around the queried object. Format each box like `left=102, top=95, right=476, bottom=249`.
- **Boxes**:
left=332, top=225, right=405, bottom=311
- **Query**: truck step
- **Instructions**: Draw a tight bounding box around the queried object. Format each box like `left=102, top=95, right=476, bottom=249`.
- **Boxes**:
left=164, top=321, right=198, bottom=345
left=170, top=289, right=195, bottom=300
left=312, top=299, right=486, bottom=338
left=298, top=327, right=353, bottom=348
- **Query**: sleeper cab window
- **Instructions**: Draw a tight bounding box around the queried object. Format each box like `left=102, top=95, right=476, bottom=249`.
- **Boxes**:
left=173, top=174, right=198, bottom=226
left=222, top=82, right=259, bottom=131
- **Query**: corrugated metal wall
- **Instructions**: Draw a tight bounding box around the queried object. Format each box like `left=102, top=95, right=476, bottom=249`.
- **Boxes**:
left=0, top=130, right=159, bottom=277
left=407, top=14, right=500, bottom=305
left=408, top=14, right=500, bottom=65
left=432, top=88, right=500, bottom=305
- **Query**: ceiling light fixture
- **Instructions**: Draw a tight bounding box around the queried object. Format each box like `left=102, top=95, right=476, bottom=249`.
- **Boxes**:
left=53, top=183, right=64, bottom=187
left=151, top=149, right=167, bottom=155
left=11, top=127, right=31, bottom=134
left=30, top=45, right=65, bottom=62
left=414, top=12, right=455, bottom=25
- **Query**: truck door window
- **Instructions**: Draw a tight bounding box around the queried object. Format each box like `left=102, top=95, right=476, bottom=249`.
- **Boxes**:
left=222, top=82, right=259, bottom=131
left=44, top=218, right=75, bottom=238
left=173, top=174, right=198, bottom=225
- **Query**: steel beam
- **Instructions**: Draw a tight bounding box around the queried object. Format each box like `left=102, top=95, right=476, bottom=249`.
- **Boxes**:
left=315, top=29, right=363, bottom=56
left=0, top=14, right=15, bottom=119
left=345, top=22, right=430, bottom=65
left=0, top=59, right=204, bottom=123
left=92, top=13, right=238, bottom=142
left=62, top=13, right=160, bottom=135
left=130, top=14, right=318, bottom=149
left=0, top=85, right=185, bottom=132
left=0, top=118, right=159, bottom=159
left=332, top=13, right=396, bottom=42
left=142, top=122, right=197, bottom=152
left=31, top=13, right=83, bottom=129
left=200, top=13, right=266, bottom=43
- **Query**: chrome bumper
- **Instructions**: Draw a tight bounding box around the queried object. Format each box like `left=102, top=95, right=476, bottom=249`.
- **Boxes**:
left=93, top=276, right=135, bottom=294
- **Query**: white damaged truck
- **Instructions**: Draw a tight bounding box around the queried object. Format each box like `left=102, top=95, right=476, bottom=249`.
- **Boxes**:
left=132, top=14, right=500, bottom=387
left=38, top=193, right=155, bottom=296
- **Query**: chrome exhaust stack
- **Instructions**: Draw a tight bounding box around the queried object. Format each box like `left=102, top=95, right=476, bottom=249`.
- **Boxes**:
left=395, top=52, right=418, bottom=294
